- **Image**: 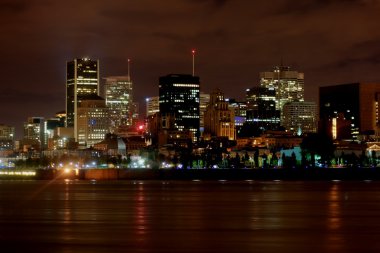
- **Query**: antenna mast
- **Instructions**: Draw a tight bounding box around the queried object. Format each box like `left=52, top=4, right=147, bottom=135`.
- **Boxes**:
left=192, top=49, right=196, bottom=76
left=127, top=58, right=131, bottom=82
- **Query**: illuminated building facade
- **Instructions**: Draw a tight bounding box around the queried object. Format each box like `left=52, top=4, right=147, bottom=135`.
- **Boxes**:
left=282, top=101, right=317, bottom=134
left=159, top=74, right=200, bottom=142
left=23, top=117, right=45, bottom=150
left=0, top=124, right=15, bottom=153
left=146, top=96, right=159, bottom=117
left=104, top=76, right=133, bottom=130
left=130, top=102, right=139, bottom=126
left=319, top=83, right=380, bottom=140
left=260, top=66, right=304, bottom=116
left=228, top=99, right=247, bottom=133
left=77, top=95, right=109, bottom=147
left=44, top=117, right=65, bottom=150
left=204, top=89, right=236, bottom=140
left=66, top=58, right=99, bottom=142
left=246, top=87, right=280, bottom=131
left=200, top=92, right=210, bottom=130
left=0, top=124, right=15, bottom=141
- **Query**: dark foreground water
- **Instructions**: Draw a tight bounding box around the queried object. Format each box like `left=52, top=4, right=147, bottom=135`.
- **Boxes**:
left=1, top=180, right=380, bottom=253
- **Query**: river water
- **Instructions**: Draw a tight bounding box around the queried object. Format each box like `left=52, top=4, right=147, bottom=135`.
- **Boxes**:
left=1, top=180, right=380, bottom=253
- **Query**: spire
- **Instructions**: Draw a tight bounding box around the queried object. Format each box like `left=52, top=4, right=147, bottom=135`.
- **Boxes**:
left=192, top=49, right=196, bottom=76
left=127, top=58, right=131, bottom=82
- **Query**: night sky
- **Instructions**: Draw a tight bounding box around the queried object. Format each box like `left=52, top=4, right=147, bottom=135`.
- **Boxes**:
left=1, top=0, right=380, bottom=137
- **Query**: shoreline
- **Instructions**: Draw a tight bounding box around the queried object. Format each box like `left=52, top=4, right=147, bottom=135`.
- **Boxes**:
left=1, top=167, right=380, bottom=181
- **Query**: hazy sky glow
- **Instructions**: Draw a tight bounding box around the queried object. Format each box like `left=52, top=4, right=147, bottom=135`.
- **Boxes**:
left=1, top=0, right=380, bottom=135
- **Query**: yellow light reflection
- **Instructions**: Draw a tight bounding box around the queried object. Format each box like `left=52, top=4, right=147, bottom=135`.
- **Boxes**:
left=328, top=184, right=341, bottom=230
left=326, top=183, right=345, bottom=252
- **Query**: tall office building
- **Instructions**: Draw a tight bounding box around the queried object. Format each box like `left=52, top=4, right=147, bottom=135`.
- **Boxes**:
left=77, top=95, right=109, bottom=147
left=104, top=75, right=133, bottom=130
left=246, top=87, right=280, bottom=131
left=0, top=124, right=15, bottom=141
left=204, top=89, right=236, bottom=140
left=319, top=83, right=380, bottom=140
left=199, top=92, right=210, bottom=130
left=159, top=74, right=200, bottom=142
left=0, top=124, right=15, bottom=152
left=130, top=102, right=139, bottom=126
left=260, top=66, right=304, bottom=111
left=23, top=117, right=45, bottom=149
left=228, top=99, right=247, bottom=134
left=66, top=58, right=99, bottom=142
left=228, top=99, right=247, bottom=118
left=44, top=117, right=65, bottom=150
left=282, top=101, right=317, bottom=134
left=146, top=96, right=159, bottom=117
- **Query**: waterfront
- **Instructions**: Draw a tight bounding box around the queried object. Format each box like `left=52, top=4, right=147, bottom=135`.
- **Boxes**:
left=3, top=167, right=380, bottom=181
left=1, top=180, right=380, bottom=253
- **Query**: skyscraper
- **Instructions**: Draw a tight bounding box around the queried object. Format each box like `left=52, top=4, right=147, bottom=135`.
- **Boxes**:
left=77, top=95, right=109, bottom=147
left=282, top=101, right=317, bottom=134
left=104, top=76, right=133, bottom=130
left=199, top=92, right=210, bottom=130
left=23, top=117, right=45, bottom=150
left=260, top=66, right=304, bottom=111
left=246, top=87, right=280, bottom=131
left=66, top=58, right=100, bottom=142
left=146, top=96, right=159, bottom=117
left=159, top=74, right=200, bottom=142
left=44, top=117, right=65, bottom=150
left=227, top=99, right=247, bottom=135
left=0, top=124, right=15, bottom=153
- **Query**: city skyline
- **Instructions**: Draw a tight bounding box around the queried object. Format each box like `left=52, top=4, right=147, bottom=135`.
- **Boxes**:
left=1, top=0, right=380, bottom=136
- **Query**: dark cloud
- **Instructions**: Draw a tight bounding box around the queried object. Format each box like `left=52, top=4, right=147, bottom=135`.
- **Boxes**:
left=353, top=39, right=380, bottom=51
left=189, top=0, right=229, bottom=8
left=277, top=0, right=379, bottom=15
left=152, top=32, right=187, bottom=42
left=1, top=0, right=380, bottom=137
left=333, top=53, right=380, bottom=69
left=0, top=1, right=30, bottom=14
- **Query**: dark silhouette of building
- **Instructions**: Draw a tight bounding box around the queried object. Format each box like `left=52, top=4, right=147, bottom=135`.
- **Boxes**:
left=319, top=83, right=380, bottom=140
left=246, top=87, right=280, bottom=131
left=159, top=74, right=200, bottom=142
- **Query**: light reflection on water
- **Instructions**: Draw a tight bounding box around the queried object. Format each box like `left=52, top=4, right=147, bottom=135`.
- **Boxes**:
left=326, top=183, right=345, bottom=252
left=135, top=184, right=147, bottom=236
left=1, top=180, right=380, bottom=253
left=328, top=183, right=342, bottom=230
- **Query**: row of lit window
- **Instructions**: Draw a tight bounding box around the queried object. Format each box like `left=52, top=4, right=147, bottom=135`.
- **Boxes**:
left=182, top=115, right=199, bottom=118
left=173, top=84, right=199, bottom=87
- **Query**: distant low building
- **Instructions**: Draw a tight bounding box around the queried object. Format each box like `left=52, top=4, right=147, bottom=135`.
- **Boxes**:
left=237, top=131, right=302, bottom=149
left=93, top=133, right=126, bottom=156
left=93, top=133, right=146, bottom=157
